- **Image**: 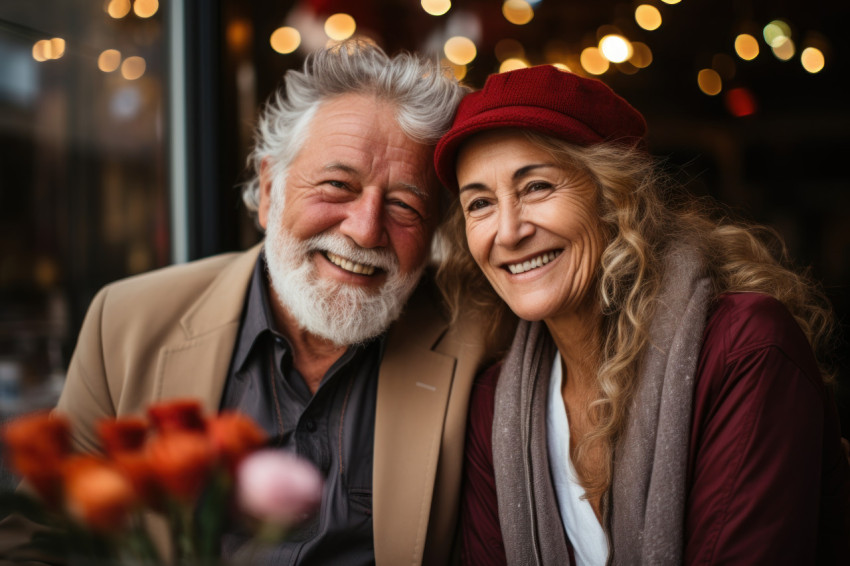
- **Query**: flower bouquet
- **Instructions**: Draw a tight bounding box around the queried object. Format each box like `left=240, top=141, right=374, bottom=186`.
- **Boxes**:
left=1, top=399, right=323, bottom=565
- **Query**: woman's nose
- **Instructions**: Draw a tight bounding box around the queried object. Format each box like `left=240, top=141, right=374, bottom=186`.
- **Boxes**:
left=495, top=202, right=534, bottom=248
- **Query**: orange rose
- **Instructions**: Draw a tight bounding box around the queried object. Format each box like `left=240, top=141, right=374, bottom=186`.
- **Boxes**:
left=63, top=455, right=137, bottom=532
left=147, top=399, right=206, bottom=434
left=146, top=431, right=216, bottom=502
left=97, top=417, right=148, bottom=455
left=207, top=412, right=268, bottom=473
left=2, top=412, right=71, bottom=506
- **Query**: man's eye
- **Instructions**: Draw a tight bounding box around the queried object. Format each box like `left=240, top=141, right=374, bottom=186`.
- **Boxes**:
left=327, top=180, right=347, bottom=189
left=390, top=199, right=422, bottom=217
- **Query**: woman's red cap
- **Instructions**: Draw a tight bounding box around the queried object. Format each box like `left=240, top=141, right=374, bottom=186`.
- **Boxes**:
left=434, top=65, right=647, bottom=192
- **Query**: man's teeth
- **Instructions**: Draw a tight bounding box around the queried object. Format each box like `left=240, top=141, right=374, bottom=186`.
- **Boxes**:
left=326, top=252, right=376, bottom=275
left=507, top=251, right=560, bottom=275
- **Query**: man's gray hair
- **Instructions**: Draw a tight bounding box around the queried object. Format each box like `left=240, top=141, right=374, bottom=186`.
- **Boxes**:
left=242, top=39, right=469, bottom=217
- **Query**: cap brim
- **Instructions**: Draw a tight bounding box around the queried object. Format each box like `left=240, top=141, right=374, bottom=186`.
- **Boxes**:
left=434, top=105, right=604, bottom=193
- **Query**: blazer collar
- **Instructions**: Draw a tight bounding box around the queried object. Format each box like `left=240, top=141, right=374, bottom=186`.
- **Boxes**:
left=155, top=243, right=262, bottom=412
left=373, top=280, right=456, bottom=564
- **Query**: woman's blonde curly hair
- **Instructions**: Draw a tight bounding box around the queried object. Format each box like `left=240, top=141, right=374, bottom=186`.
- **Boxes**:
left=435, top=130, right=836, bottom=501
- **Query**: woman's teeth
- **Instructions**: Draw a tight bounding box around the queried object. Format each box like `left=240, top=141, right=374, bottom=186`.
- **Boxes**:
left=507, top=251, right=560, bottom=275
left=326, top=252, right=376, bottom=275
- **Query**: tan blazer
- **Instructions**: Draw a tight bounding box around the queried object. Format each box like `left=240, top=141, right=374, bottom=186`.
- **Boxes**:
left=55, top=243, right=486, bottom=565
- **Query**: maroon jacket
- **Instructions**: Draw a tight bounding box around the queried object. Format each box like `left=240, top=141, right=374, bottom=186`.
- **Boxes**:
left=461, top=293, right=850, bottom=565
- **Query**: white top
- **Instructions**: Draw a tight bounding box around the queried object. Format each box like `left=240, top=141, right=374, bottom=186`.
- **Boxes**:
left=547, top=352, right=609, bottom=566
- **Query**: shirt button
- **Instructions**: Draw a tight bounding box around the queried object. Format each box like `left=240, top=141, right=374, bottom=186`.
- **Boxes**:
left=304, top=419, right=317, bottom=432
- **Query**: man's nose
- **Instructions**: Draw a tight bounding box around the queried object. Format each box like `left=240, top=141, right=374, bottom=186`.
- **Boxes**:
left=495, top=202, right=534, bottom=248
left=339, top=190, right=389, bottom=249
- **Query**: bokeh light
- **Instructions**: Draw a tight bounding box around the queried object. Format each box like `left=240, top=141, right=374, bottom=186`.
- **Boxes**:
left=712, top=53, right=736, bottom=80
left=133, top=0, right=159, bottom=18
left=801, top=47, right=825, bottom=73
left=724, top=87, right=757, bottom=117
left=635, top=5, right=662, bottom=31
left=580, top=47, right=609, bottom=75
left=734, top=34, right=759, bottom=61
left=121, top=56, right=146, bottom=80
left=49, top=38, right=66, bottom=59
left=324, top=13, right=356, bottom=41
left=502, top=0, right=534, bottom=25
left=33, top=38, right=66, bottom=61
left=763, top=20, right=792, bottom=47
left=772, top=37, right=795, bottom=61
left=599, top=34, right=632, bottom=63
left=660, top=0, right=681, bottom=3
left=495, top=38, right=524, bottom=62
left=32, top=40, right=48, bottom=62
left=270, top=26, right=301, bottom=54
left=98, top=49, right=122, bottom=72
left=444, top=36, right=477, bottom=65
left=697, top=68, right=722, bottom=95
left=630, top=42, right=653, bottom=68
left=443, top=59, right=467, bottom=80
left=421, top=0, right=451, bottom=16
left=106, top=0, right=131, bottom=19
left=499, top=58, right=529, bottom=72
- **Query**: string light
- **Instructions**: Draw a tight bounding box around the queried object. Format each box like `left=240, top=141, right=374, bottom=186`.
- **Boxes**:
left=630, top=42, right=653, bottom=68
left=324, top=14, right=356, bottom=41
left=421, top=0, right=451, bottom=17
left=106, top=0, right=131, bottom=19
left=599, top=34, right=632, bottom=63
left=270, top=27, right=301, bottom=54
left=772, top=37, right=795, bottom=61
left=734, top=34, right=759, bottom=60
left=763, top=20, right=792, bottom=47
left=133, top=0, right=159, bottom=18
left=697, top=68, right=722, bottom=95
left=635, top=5, right=661, bottom=31
left=444, top=36, right=477, bottom=65
left=502, top=0, right=534, bottom=26
left=121, top=56, right=146, bottom=80
left=499, top=58, right=529, bottom=72
left=32, top=38, right=65, bottom=61
left=98, top=49, right=122, bottom=72
left=801, top=46, right=825, bottom=73
left=580, top=47, right=609, bottom=75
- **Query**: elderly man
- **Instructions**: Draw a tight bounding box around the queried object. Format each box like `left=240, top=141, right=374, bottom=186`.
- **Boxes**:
left=6, top=41, right=483, bottom=565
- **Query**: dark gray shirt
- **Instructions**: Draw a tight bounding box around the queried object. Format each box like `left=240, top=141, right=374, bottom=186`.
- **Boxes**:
left=220, top=252, right=383, bottom=565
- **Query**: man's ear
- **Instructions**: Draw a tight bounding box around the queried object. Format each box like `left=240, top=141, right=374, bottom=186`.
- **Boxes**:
left=258, top=158, right=273, bottom=230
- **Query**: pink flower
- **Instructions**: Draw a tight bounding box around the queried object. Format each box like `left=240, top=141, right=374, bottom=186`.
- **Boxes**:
left=236, top=450, right=323, bottom=527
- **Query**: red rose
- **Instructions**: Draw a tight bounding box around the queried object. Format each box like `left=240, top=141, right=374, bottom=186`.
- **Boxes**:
left=146, top=431, right=216, bottom=502
left=2, top=412, right=71, bottom=507
left=207, top=412, right=268, bottom=473
left=97, top=417, right=148, bottom=455
left=147, top=399, right=207, bottom=434
left=63, top=455, right=137, bottom=532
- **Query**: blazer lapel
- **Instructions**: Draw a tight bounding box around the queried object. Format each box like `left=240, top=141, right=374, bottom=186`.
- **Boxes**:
left=373, top=288, right=456, bottom=565
left=153, top=243, right=262, bottom=413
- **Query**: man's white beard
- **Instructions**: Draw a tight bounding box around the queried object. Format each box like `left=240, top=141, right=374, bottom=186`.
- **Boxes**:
left=264, top=195, right=425, bottom=347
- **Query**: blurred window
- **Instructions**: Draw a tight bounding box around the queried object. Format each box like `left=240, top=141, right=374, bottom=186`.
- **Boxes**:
left=0, top=1, right=170, bottom=415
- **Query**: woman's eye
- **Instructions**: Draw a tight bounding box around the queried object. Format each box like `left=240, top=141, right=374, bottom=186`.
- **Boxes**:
left=527, top=181, right=552, bottom=193
left=466, top=198, right=490, bottom=212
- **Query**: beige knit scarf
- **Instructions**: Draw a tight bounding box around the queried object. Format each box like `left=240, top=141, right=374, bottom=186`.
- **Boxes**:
left=493, top=242, right=712, bottom=565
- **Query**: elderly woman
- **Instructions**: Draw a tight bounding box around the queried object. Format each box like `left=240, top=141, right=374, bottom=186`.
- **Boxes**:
left=434, top=66, right=850, bottom=565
